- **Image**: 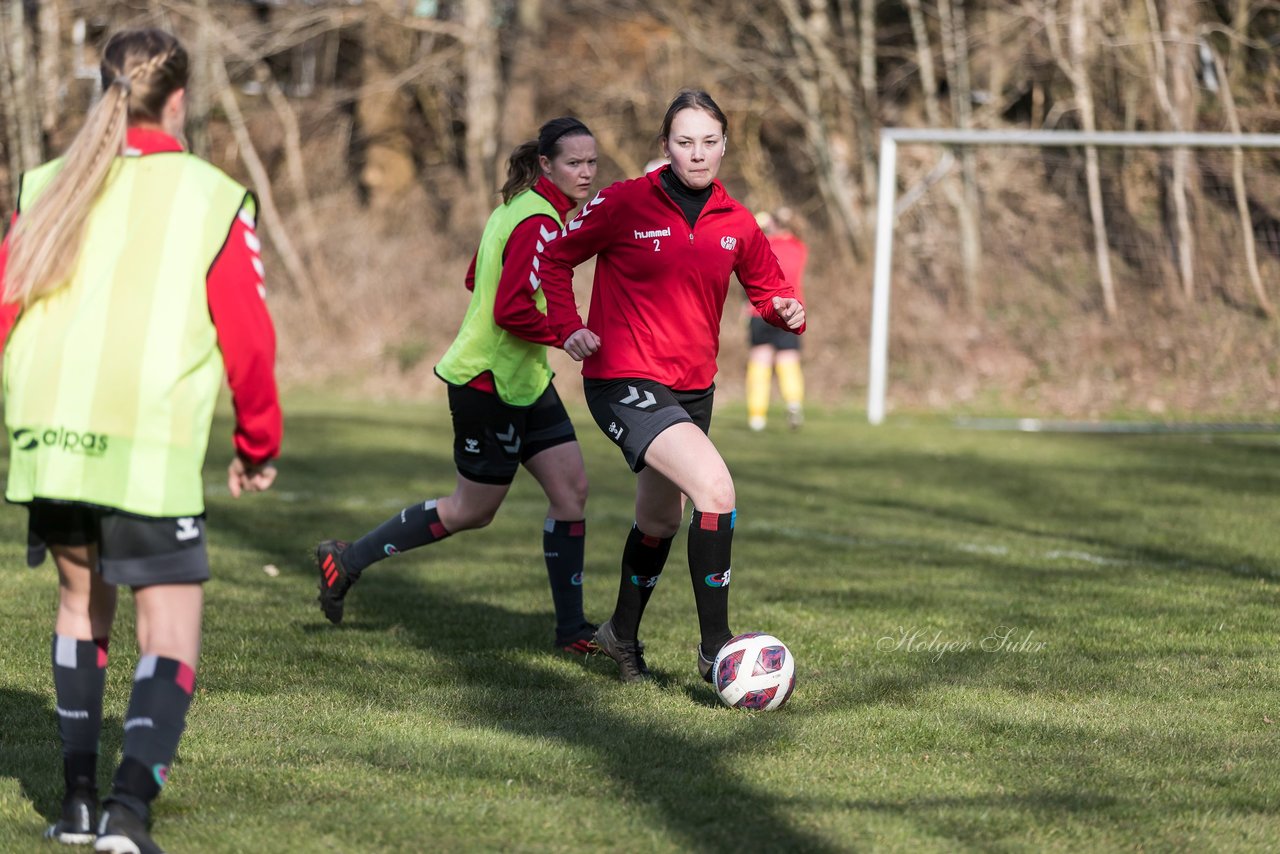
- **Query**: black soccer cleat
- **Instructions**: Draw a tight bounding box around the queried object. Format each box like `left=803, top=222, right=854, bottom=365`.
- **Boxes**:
left=44, top=787, right=97, bottom=845
left=593, top=619, right=651, bottom=683
left=555, top=622, right=600, bottom=656
left=94, top=803, right=163, bottom=854
left=315, top=540, right=356, bottom=624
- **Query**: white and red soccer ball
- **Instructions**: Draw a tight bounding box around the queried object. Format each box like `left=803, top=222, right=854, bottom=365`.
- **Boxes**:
left=712, top=632, right=795, bottom=711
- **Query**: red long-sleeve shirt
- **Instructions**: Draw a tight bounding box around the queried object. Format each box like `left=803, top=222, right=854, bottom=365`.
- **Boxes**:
left=540, top=167, right=804, bottom=390
left=0, top=128, right=282, bottom=465
left=461, top=175, right=576, bottom=393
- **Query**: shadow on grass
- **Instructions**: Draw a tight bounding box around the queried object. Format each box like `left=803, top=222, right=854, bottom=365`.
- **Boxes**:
left=307, top=571, right=842, bottom=854
left=0, top=688, right=61, bottom=822
left=0, top=688, right=126, bottom=828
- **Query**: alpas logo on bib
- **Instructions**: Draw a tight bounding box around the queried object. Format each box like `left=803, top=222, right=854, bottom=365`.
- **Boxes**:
left=12, top=427, right=109, bottom=456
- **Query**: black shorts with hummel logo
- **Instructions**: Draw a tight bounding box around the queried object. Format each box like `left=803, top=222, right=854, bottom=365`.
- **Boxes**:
left=583, top=378, right=714, bottom=472
left=25, top=499, right=210, bottom=587
left=447, top=382, right=577, bottom=485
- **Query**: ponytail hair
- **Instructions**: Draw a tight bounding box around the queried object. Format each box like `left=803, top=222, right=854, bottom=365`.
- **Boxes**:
left=5, top=29, right=187, bottom=308
left=499, top=116, right=592, bottom=203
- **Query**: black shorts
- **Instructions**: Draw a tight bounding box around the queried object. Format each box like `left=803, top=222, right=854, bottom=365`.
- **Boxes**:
left=749, top=315, right=801, bottom=351
left=26, top=500, right=211, bottom=587
left=448, top=383, right=577, bottom=485
left=583, top=378, right=714, bottom=472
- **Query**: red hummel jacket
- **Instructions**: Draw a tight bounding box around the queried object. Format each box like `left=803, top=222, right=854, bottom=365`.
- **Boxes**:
left=0, top=128, right=282, bottom=465
left=540, top=166, right=804, bottom=390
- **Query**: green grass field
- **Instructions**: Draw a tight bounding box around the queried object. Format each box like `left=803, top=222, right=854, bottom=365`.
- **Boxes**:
left=1, top=398, right=1278, bottom=852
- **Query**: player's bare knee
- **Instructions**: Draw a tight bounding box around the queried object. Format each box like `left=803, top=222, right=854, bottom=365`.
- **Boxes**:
left=636, top=511, right=682, bottom=539
left=462, top=509, right=498, bottom=530
left=566, top=472, right=589, bottom=516
left=696, top=478, right=735, bottom=514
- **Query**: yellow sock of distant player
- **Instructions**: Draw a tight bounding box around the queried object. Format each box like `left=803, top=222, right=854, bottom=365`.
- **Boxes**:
left=776, top=359, right=804, bottom=408
left=746, top=361, right=772, bottom=423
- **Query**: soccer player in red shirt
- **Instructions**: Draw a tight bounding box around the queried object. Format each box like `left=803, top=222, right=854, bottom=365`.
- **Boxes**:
left=540, top=89, right=806, bottom=683
left=746, top=208, right=809, bottom=431
left=314, top=118, right=602, bottom=655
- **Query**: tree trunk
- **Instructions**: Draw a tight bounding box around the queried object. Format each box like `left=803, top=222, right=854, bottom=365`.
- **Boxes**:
left=0, top=7, right=21, bottom=211
left=1229, top=0, right=1249, bottom=94
left=1210, top=45, right=1273, bottom=318
left=36, top=0, right=60, bottom=143
left=187, top=0, right=211, bottom=159
left=1144, top=0, right=1194, bottom=302
left=462, top=0, right=499, bottom=225
left=938, top=0, right=982, bottom=309
left=903, top=0, right=942, bottom=127
left=499, top=0, right=543, bottom=160
left=2, top=1, right=43, bottom=172
left=857, top=0, right=878, bottom=206
left=1054, top=0, right=1117, bottom=318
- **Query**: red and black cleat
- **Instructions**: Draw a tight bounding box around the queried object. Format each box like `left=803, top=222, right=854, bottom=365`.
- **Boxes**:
left=315, top=540, right=356, bottom=625
left=555, top=622, right=600, bottom=656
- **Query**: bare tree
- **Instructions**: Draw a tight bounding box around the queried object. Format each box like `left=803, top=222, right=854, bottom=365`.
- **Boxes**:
left=903, top=0, right=942, bottom=127
left=499, top=0, right=543, bottom=158
left=857, top=0, right=878, bottom=204
left=1044, top=0, right=1118, bottom=318
left=1, top=0, right=43, bottom=174
left=1209, top=43, right=1273, bottom=318
left=1144, top=0, right=1195, bottom=302
left=757, top=0, right=864, bottom=256
left=938, top=0, right=983, bottom=309
left=463, top=0, right=500, bottom=223
left=36, top=0, right=61, bottom=142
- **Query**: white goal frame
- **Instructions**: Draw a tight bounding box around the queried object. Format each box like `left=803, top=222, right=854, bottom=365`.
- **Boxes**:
left=867, top=128, right=1280, bottom=425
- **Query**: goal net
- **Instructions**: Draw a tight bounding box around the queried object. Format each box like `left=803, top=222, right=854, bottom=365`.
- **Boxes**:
left=867, top=129, right=1280, bottom=427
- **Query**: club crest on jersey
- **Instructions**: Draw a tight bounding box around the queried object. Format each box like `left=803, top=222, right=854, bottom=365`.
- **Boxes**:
left=720, top=236, right=737, bottom=251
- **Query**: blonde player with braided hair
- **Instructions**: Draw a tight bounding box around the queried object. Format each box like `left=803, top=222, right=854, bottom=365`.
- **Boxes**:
left=0, top=28, right=281, bottom=854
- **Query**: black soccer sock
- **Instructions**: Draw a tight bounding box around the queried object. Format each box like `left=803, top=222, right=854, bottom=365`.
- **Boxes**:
left=109, top=655, right=195, bottom=821
left=51, top=635, right=108, bottom=791
left=544, top=518, right=587, bottom=633
left=688, top=509, right=735, bottom=656
left=345, top=499, right=451, bottom=574
left=611, top=524, right=674, bottom=640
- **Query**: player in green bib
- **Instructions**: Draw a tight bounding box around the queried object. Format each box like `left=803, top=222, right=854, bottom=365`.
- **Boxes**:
left=0, top=30, right=281, bottom=854
left=315, top=118, right=601, bottom=655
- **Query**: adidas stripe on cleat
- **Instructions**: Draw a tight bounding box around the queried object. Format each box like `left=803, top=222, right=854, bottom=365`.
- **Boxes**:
left=94, top=803, right=163, bottom=854
left=555, top=622, right=600, bottom=656
left=315, top=540, right=356, bottom=624
left=44, top=787, right=97, bottom=845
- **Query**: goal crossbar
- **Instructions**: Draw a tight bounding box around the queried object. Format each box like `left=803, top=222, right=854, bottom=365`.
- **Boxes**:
left=867, top=128, right=1280, bottom=425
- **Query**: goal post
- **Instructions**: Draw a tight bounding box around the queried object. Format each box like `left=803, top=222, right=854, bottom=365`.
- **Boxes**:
left=867, top=128, right=1280, bottom=425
